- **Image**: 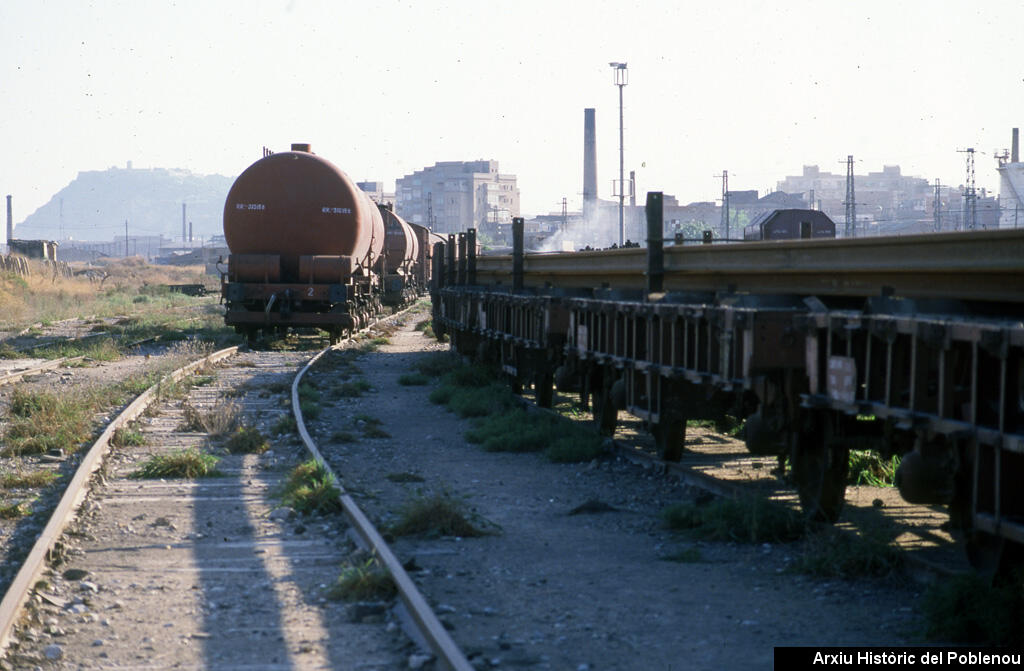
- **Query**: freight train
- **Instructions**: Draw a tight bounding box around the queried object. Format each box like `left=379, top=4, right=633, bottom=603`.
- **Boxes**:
left=219, top=144, right=430, bottom=343
left=432, top=192, right=1024, bottom=575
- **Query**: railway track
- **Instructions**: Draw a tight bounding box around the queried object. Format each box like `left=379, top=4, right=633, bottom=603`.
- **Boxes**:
left=0, top=311, right=474, bottom=669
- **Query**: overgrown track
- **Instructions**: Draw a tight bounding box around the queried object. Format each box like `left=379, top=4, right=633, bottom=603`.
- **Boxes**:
left=0, top=329, right=463, bottom=668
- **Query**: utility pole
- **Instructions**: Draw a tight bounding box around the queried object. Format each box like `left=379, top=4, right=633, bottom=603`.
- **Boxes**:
left=609, top=62, right=628, bottom=246
left=933, top=179, right=942, bottom=232
left=843, top=155, right=856, bottom=237
left=716, top=170, right=730, bottom=240
left=957, top=147, right=977, bottom=230
left=561, top=197, right=567, bottom=233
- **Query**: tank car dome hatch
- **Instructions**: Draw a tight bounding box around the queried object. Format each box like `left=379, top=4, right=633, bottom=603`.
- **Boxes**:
left=223, top=150, right=375, bottom=281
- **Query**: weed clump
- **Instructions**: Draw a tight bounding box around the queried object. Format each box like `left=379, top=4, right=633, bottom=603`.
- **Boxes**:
left=354, top=414, right=390, bottom=439
left=922, top=573, right=1023, bottom=645
left=3, top=390, right=91, bottom=456
left=327, top=557, right=396, bottom=602
left=225, top=425, right=270, bottom=454
left=397, top=372, right=429, bottom=386
left=794, top=525, right=903, bottom=578
left=279, top=460, right=342, bottom=515
left=1, top=470, right=59, bottom=489
left=334, top=379, right=372, bottom=398
left=0, top=501, right=30, bottom=519
left=847, top=450, right=900, bottom=487
left=180, top=400, right=240, bottom=436
left=111, top=424, right=146, bottom=447
left=661, top=496, right=805, bottom=544
left=130, top=449, right=222, bottom=479
left=412, top=352, right=452, bottom=378
left=272, top=415, right=297, bottom=436
left=390, top=490, right=491, bottom=538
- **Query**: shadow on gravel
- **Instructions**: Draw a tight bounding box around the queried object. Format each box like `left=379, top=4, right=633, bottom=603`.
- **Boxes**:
left=187, top=364, right=360, bottom=670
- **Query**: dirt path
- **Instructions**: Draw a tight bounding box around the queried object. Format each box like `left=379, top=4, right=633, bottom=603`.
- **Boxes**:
left=305, top=310, right=926, bottom=671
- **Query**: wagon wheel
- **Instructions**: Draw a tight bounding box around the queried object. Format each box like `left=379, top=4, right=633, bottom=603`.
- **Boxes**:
left=790, top=412, right=849, bottom=523
left=966, top=531, right=1008, bottom=576
left=652, top=409, right=687, bottom=462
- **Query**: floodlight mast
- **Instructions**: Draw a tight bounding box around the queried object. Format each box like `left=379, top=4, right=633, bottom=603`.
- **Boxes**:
left=609, top=62, right=628, bottom=246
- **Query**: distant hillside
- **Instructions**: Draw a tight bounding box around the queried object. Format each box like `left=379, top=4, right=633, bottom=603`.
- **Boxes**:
left=14, top=166, right=235, bottom=243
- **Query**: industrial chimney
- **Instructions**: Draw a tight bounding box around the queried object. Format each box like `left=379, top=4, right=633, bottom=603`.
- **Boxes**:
left=583, top=108, right=597, bottom=219
left=5, top=195, right=11, bottom=246
left=1013, top=128, right=1019, bottom=164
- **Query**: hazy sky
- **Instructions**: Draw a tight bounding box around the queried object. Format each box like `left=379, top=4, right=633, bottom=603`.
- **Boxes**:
left=3, top=0, right=1023, bottom=227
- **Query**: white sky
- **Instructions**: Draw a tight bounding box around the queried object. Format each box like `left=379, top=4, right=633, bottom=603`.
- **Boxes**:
left=3, top=0, right=1023, bottom=224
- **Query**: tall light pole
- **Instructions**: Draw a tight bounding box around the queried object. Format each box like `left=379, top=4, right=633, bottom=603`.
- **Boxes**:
left=609, top=62, right=628, bottom=246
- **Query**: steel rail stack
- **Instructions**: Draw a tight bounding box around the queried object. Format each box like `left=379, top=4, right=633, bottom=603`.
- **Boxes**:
left=432, top=194, right=1024, bottom=575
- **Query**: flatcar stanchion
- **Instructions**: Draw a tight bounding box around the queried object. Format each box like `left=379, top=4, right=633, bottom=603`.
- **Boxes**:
left=457, top=233, right=467, bottom=286
left=466, top=228, right=477, bottom=285
left=447, top=234, right=456, bottom=287
left=646, top=191, right=664, bottom=295
left=432, top=242, right=445, bottom=291
left=512, top=217, right=524, bottom=292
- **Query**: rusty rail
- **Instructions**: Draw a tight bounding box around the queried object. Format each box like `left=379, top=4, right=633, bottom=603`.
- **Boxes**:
left=292, top=344, right=473, bottom=671
left=0, top=346, right=240, bottom=654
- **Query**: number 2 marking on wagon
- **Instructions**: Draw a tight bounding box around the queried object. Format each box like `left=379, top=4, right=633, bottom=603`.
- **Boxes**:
left=307, top=287, right=314, bottom=297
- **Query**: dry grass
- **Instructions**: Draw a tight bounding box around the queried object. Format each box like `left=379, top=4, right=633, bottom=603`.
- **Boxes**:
left=390, top=490, right=492, bottom=538
left=180, top=400, right=241, bottom=436
left=0, top=257, right=213, bottom=331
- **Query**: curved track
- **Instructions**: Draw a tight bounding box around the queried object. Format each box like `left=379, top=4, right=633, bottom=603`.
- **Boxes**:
left=0, top=325, right=471, bottom=668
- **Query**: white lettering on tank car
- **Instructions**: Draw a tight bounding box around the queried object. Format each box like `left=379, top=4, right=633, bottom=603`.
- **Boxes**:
left=235, top=203, right=266, bottom=211
left=321, top=207, right=353, bottom=214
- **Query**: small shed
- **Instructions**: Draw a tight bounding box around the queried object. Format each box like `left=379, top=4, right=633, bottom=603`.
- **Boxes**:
left=743, top=210, right=836, bottom=241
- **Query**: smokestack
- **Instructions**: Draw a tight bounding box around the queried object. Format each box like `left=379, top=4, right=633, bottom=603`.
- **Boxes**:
left=583, top=109, right=597, bottom=210
left=6, top=195, right=11, bottom=245
left=1013, top=128, right=1019, bottom=163
left=182, top=203, right=187, bottom=245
